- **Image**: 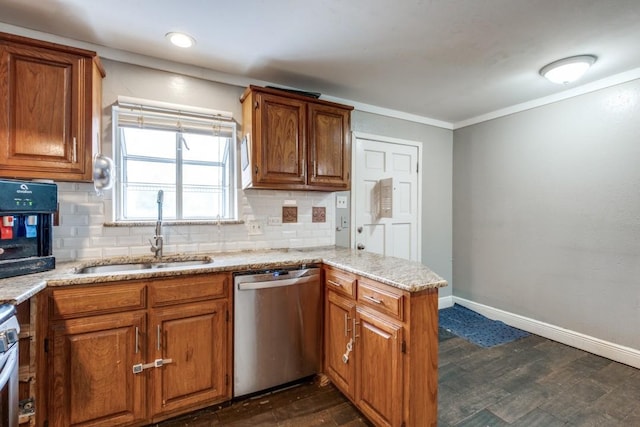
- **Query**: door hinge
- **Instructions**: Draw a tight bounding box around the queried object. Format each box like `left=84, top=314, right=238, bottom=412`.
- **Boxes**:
left=401, top=340, right=406, bottom=354
left=226, top=310, right=230, bottom=322
left=44, top=338, right=49, bottom=353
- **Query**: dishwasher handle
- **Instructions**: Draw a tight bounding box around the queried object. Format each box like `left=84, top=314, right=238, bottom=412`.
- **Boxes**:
left=237, top=274, right=319, bottom=291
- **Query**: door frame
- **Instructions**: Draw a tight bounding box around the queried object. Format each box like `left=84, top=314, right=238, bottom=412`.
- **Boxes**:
left=351, top=131, right=423, bottom=261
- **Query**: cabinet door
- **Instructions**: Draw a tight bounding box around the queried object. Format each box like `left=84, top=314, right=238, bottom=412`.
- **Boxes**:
left=48, top=311, right=147, bottom=427
left=0, top=41, right=93, bottom=180
left=149, top=299, right=229, bottom=417
left=355, top=308, right=404, bottom=427
left=308, top=103, right=351, bottom=189
left=325, top=291, right=356, bottom=399
left=254, top=92, right=307, bottom=186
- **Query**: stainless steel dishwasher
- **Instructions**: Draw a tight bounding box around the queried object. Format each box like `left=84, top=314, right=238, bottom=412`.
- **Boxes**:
left=233, top=264, right=321, bottom=397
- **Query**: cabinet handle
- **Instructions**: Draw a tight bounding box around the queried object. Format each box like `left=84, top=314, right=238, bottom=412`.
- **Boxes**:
left=363, top=295, right=383, bottom=305
left=156, top=325, right=161, bottom=351
left=344, top=313, right=352, bottom=337
left=72, top=137, right=77, bottom=163
left=327, top=279, right=342, bottom=288
left=135, top=327, right=139, bottom=354
left=353, top=318, right=359, bottom=342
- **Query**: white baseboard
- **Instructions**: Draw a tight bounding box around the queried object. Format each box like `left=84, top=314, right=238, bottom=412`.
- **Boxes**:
left=438, top=295, right=454, bottom=309
left=450, top=296, right=640, bottom=369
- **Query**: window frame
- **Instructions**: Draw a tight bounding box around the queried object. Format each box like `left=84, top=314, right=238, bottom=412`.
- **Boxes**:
left=112, top=102, right=238, bottom=222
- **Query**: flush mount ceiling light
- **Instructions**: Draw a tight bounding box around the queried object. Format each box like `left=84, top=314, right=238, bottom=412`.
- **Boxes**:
left=165, top=32, right=196, bottom=48
left=539, top=55, right=597, bottom=84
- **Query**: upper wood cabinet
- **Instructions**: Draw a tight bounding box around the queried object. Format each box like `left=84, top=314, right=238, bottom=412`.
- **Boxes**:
left=240, top=85, right=352, bottom=191
left=0, top=32, right=104, bottom=182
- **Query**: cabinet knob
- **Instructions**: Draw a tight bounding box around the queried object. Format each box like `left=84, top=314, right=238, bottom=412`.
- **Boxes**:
left=357, top=243, right=365, bottom=250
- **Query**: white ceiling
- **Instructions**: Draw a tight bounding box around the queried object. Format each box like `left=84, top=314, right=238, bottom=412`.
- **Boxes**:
left=2, top=0, right=640, bottom=127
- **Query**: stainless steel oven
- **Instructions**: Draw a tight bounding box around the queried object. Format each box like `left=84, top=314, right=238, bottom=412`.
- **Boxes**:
left=0, top=304, right=19, bottom=427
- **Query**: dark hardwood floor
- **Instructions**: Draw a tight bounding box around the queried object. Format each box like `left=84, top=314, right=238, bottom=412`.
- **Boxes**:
left=156, top=331, right=640, bottom=426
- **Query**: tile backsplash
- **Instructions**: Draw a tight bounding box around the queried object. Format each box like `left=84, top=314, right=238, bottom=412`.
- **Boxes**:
left=54, top=182, right=336, bottom=262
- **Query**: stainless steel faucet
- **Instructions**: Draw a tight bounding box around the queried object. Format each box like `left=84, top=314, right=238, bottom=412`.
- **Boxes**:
left=149, top=189, right=164, bottom=258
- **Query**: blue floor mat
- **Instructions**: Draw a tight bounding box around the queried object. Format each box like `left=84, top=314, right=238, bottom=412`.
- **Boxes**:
left=439, top=304, right=530, bottom=348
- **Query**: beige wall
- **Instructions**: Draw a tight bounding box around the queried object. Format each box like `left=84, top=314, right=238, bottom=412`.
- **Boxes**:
left=453, top=78, right=640, bottom=349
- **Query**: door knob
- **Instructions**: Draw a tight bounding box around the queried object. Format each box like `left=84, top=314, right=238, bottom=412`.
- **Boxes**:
left=357, top=227, right=363, bottom=234
left=357, top=243, right=365, bottom=250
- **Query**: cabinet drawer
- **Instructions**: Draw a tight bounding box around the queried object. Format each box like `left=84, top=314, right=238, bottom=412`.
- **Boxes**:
left=150, top=274, right=228, bottom=307
left=50, top=282, right=146, bottom=319
left=357, top=278, right=404, bottom=321
left=324, top=267, right=356, bottom=298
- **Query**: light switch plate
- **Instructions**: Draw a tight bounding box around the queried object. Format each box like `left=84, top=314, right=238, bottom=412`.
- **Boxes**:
left=267, top=216, right=282, bottom=226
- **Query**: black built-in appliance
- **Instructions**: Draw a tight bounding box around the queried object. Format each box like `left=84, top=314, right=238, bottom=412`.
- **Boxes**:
left=0, top=179, right=57, bottom=279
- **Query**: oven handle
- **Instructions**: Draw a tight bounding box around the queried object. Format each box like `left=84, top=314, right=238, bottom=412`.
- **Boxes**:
left=0, top=346, right=18, bottom=427
left=0, top=348, right=16, bottom=387
left=0, top=344, right=18, bottom=382
left=237, top=274, right=318, bottom=291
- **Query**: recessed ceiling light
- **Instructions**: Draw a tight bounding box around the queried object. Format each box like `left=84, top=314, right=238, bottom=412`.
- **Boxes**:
left=166, top=32, right=196, bottom=48
left=539, top=55, right=597, bottom=84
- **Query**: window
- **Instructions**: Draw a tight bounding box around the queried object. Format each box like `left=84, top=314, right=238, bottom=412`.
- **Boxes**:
left=113, top=100, right=237, bottom=221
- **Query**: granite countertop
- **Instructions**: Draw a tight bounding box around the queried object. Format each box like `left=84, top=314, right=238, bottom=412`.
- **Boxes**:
left=0, top=247, right=447, bottom=305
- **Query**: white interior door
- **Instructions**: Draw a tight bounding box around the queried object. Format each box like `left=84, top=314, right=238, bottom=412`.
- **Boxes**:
left=352, top=133, right=421, bottom=261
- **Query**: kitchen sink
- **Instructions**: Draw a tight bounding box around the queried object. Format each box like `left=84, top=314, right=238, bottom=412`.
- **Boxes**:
left=75, top=257, right=214, bottom=274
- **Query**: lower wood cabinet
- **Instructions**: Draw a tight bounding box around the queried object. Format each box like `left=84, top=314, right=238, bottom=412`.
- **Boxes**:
left=324, top=290, right=356, bottom=399
left=355, top=307, right=403, bottom=427
left=323, top=266, right=439, bottom=427
left=149, top=299, right=228, bottom=417
left=49, top=311, right=147, bottom=426
left=34, top=265, right=436, bottom=427
left=39, top=273, right=232, bottom=427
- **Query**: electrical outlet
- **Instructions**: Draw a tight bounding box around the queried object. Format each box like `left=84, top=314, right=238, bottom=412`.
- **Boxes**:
left=247, top=220, right=263, bottom=235
left=267, top=217, right=282, bottom=226
left=336, top=195, right=347, bottom=209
